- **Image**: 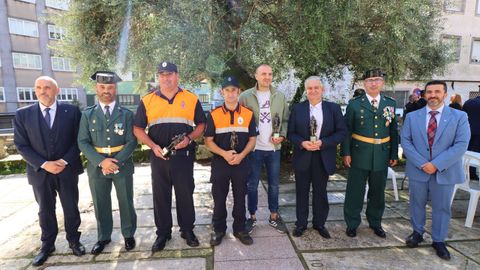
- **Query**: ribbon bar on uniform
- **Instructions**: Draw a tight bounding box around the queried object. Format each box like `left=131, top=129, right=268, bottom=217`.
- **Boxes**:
left=352, top=133, right=390, bottom=145
left=94, top=145, right=124, bottom=155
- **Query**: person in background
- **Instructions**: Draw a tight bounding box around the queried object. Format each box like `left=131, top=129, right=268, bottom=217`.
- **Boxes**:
left=449, top=94, right=462, bottom=110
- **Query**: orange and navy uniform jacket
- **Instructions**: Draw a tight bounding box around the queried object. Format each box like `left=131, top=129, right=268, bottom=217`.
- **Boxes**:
left=134, top=88, right=206, bottom=153
left=204, top=103, right=258, bottom=160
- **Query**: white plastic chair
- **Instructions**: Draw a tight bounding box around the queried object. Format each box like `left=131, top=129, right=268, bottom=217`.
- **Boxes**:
left=450, top=151, right=480, bottom=228
left=364, top=167, right=399, bottom=202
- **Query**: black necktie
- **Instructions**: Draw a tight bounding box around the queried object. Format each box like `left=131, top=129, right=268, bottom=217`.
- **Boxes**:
left=105, top=105, right=111, bottom=120
left=44, top=108, right=51, bottom=128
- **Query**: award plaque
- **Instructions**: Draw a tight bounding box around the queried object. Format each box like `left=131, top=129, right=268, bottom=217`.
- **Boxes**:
left=230, top=131, right=239, bottom=153
left=310, top=116, right=317, bottom=142
left=161, top=132, right=186, bottom=158
left=272, top=113, right=280, bottom=139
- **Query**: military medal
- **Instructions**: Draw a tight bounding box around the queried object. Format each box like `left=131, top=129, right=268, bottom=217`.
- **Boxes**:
left=383, top=106, right=395, bottom=127
left=114, top=123, right=124, bottom=135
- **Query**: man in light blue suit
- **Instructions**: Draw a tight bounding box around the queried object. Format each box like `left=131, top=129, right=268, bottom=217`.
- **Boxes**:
left=401, top=80, right=470, bottom=260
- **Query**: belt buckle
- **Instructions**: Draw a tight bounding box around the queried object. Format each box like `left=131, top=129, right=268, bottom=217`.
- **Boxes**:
left=374, top=138, right=382, bottom=144
left=102, top=147, right=111, bottom=155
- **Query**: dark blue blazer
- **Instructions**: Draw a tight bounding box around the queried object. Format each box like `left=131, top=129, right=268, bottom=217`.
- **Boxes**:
left=288, top=100, right=347, bottom=174
left=14, top=102, right=83, bottom=185
left=463, top=96, right=480, bottom=136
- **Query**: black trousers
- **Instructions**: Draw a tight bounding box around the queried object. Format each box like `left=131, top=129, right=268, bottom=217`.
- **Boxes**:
left=151, top=154, right=195, bottom=236
left=211, top=158, right=249, bottom=233
left=468, top=135, right=480, bottom=177
left=294, top=151, right=329, bottom=229
left=32, top=174, right=81, bottom=250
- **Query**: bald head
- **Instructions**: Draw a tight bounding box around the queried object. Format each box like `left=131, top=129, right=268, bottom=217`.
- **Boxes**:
left=255, top=64, right=273, bottom=91
left=35, top=76, right=58, bottom=88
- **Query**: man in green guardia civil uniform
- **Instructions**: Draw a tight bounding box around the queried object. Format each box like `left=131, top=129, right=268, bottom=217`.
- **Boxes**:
left=78, top=71, right=137, bottom=254
left=341, top=68, right=398, bottom=238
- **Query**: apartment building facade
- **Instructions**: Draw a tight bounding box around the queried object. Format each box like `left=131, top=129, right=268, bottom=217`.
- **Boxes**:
left=385, top=0, right=480, bottom=109
left=0, top=0, right=86, bottom=115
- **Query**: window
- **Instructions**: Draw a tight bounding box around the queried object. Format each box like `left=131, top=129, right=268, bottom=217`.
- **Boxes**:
left=51, top=57, right=75, bottom=72
left=8, top=18, right=38, bottom=37
left=58, top=88, right=78, bottom=101
left=471, top=39, right=480, bottom=64
left=48, top=24, right=66, bottom=40
left=0, top=87, right=5, bottom=102
left=199, top=94, right=209, bottom=103
left=477, top=0, right=480, bottom=15
left=442, top=35, right=461, bottom=62
left=17, top=87, right=37, bottom=102
left=18, top=0, right=36, bottom=3
left=45, top=0, right=69, bottom=10
left=12, top=53, right=42, bottom=69
left=444, top=0, right=465, bottom=12
left=118, top=95, right=135, bottom=105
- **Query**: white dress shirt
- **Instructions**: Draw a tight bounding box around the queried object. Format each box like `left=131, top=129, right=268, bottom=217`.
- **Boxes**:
left=309, top=101, right=323, bottom=139
left=99, top=101, right=116, bottom=115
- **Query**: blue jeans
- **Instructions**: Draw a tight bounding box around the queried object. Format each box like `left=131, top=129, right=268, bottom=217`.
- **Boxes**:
left=247, top=150, right=281, bottom=215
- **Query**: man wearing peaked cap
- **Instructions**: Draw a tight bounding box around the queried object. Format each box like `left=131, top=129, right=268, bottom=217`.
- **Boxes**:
left=78, top=71, right=138, bottom=254
left=341, top=68, right=398, bottom=239
left=205, top=76, right=258, bottom=246
left=133, top=61, right=206, bottom=252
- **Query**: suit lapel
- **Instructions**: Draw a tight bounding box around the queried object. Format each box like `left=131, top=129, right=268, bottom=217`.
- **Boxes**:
left=109, top=104, right=122, bottom=125
left=359, top=96, right=375, bottom=113
left=320, top=101, right=328, bottom=137
left=32, top=103, right=44, bottom=132
left=416, top=107, right=429, bottom=146
left=434, top=106, right=452, bottom=144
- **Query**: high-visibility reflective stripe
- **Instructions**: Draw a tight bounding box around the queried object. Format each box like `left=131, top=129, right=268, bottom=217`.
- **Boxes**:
left=148, top=117, right=194, bottom=128
left=215, top=127, right=249, bottom=134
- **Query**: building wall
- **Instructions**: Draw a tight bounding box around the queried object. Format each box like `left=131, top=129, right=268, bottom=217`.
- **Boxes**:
left=0, top=0, right=86, bottom=114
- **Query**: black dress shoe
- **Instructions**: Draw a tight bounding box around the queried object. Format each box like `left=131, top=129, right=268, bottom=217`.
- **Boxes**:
left=292, top=227, right=306, bottom=237
left=210, top=231, right=226, bottom=246
left=346, top=228, right=357, bottom=237
left=69, top=241, right=86, bottom=256
left=432, top=242, right=451, bottom=260
left=91, top=239, right=111, bottom=255
left=180, top=231, right=200, bottom=247
left=32, top=246, right=55, bottom=266
left=125, top=237, right=136, bottom=251
left=233, top=231, right=253, bottom=245
left=313, top=226, right=331, bottom=239
left=405, top=231, right=424, bottom=248
left=370, top=226, right=386, bottom=238
left=152, top=234, right=172, bottom=252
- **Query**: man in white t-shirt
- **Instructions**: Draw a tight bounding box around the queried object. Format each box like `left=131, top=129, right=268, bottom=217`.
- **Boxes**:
left=239, top=64, right=290, bottom=233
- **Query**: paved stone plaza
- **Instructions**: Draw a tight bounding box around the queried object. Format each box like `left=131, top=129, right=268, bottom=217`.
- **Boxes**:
left=1, top=162, right=480, bottom=270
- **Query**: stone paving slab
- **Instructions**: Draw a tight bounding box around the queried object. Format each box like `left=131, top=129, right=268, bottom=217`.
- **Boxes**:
left=214, top=235, right=298, bottom=262
left=448, top=240, right=480, bottom=264
left=289, top=219, right=433, bottom=251
left=302, top=247, right=479, bottom=270
left=215, top=258, right=304, bottom=270
left=44, top=258, right=207, bottom=270
left=0, top=258, right=31, bottom=270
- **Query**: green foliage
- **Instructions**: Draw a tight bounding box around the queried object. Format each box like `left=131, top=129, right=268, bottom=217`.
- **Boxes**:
left=0, top=160, right=26, bottom=175
left=55, top=0, right=450, bottom=93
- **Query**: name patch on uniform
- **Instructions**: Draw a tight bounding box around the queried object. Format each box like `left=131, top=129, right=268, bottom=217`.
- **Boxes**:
left=114, top=123, right=124, bottom=135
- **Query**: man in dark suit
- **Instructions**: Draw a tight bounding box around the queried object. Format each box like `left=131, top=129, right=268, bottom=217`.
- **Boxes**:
left=14, top=76, right=85, bottom=266
left=462, top=95, right=480, bottom=180
left=287, top=76, right=347, bottom=238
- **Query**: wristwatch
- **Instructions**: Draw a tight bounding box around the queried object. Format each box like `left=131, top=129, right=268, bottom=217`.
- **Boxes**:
left=186, top=135, right=193, bottom=145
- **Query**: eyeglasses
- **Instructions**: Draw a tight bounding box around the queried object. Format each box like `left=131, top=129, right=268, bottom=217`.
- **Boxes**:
left=365, top=78, right=384, bottom=83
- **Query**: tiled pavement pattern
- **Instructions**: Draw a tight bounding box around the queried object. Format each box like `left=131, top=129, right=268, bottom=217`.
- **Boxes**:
left=1, top=162, right=480, bottom=269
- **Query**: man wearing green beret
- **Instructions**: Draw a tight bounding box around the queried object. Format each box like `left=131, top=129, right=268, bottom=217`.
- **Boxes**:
left=341, top=68, right=398, bottom=238
left=78, top=71, right=137, bottom=254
